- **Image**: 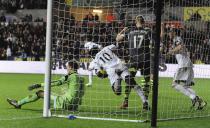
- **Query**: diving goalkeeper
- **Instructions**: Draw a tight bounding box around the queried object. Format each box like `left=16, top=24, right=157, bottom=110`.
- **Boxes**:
left=7, top=60, right=85, bottom=111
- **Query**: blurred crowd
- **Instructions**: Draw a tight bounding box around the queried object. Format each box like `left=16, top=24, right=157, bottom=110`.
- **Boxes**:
left=0, top=21, right=46, bottom=61
left=0, top=10, right=209, bottom=64
left=166, top=0, right=210, bottom=7
left=52, top=15, right=210, bottom=65
left=162, top=26, right=210, bottom=64
left=51, top=16, right=124, bottom=67
left=0, top=0, right=47, bottom=12
left=0, top=13, right=44, bottom=23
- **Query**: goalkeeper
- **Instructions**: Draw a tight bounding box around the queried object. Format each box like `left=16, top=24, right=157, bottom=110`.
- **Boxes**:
left=7, top=60, right=85, bottom=111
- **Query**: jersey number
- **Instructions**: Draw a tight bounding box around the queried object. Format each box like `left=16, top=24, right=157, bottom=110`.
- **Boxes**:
left=134, top=35, right=144, bottom=48
left=99, top=53, right=112, bottom=64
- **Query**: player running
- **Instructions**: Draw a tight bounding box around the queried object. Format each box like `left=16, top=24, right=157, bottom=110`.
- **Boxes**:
left=168, top=36, right=207, bottom=110
left=7, top=60, right=85, bottom=111
left=116, top=15, right=152, bottom=108
left=85, top=41, right=150, bottom=111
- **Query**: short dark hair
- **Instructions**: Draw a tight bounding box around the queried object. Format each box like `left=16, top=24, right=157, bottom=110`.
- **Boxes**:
left=89, top=47, right=99, bottom=57
left=135, top=15, right=145, bottom=24
left=66, top=60, right=79, bottom=70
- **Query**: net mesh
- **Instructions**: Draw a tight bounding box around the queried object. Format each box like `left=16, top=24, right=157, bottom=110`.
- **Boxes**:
left=50, top=0, right=154, bottom=121
left=49, top=0, right=210, bottom=122
left=158, top=0, right=210, bottom=120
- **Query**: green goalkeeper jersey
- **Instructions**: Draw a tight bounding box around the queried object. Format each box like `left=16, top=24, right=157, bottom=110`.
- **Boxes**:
left=41, top=71, right=85, bottom=100
left=15, top=71, right=85, bottom=110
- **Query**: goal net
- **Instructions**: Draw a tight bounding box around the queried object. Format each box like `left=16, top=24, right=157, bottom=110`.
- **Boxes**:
left=158, top=0, right=210, bottom=120
left=49, top=0, right=155, bottom=122
left=47, top=0, right=210, bottom=123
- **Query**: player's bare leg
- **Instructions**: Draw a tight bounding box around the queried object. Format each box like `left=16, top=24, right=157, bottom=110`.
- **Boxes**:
left=173, top=82, right=207, bottom=110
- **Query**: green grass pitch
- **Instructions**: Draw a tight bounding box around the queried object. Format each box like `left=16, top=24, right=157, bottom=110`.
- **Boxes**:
left=0, top=73, right=210, bottom=128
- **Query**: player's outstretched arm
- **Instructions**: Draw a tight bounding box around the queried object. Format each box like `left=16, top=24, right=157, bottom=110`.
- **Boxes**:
left=28, top=75, right=69, bottom=91
left=50, top=75, right=69, bottom=87
left=28, top=84, right=42, bottom=91
left=168, top=44, right=182, bottom=55
left=119, top=27, right=128, bottom=35
left=116, top=27, right=128, bottom=43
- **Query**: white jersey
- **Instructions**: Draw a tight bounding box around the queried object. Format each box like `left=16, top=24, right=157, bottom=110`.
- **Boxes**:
left=173, top=36, right=193, bottom=68
left=93, top=44, right=121, bottom=70
left=84, top=41, right=102, bottom=50
left=92, top=44, right=130, bottom=86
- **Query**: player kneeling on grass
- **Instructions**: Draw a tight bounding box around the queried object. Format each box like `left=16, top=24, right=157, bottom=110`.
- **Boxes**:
left=7, top=60, right=85, bottom=111
left=85, top=41, right=150, bottom=111
left=168, top=36, right=207, bottom=110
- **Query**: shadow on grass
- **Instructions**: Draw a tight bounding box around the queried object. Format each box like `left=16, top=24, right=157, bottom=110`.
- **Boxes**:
left=6, top=107, right=43, bottom=112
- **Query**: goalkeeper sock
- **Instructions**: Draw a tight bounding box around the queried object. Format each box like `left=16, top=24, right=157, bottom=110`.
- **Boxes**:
left=18, top=93, right=40, bottom=106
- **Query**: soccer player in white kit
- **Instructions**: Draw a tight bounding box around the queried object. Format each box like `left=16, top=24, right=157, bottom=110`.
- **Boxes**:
left=168, top=36, right=207, bottom=110
left=86, top=43, right=150, bottom=110
left=84, top=42, right=102, bottom=87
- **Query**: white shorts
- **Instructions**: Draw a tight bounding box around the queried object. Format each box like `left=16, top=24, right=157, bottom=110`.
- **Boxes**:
left=173, top=67, right=194, bottom=86
left=106, top=64, right=130, bottom=86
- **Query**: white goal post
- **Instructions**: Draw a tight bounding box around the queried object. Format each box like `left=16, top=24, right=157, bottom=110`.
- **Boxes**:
left=43, top=0, right=53, bottom=117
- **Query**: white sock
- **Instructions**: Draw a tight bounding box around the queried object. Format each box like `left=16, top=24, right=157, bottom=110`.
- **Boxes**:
left=88, top=71, right=93, bottom=84
left=186, top=87, right=196, bottom=99
left=133, top=85, right=147, bottom=103
left=173, top=84, right=196, bottom=100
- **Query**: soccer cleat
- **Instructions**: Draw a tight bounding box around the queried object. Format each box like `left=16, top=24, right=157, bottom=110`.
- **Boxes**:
left=191, top=96, right=200, bottom=108
left=191, top=96, right=207, bottom=110
left=197, top=98, right=207, bottom=110
left=7, top=98, right=21, bottom=109
left=120, top=101, right=128, bottom=109
left=143, top=102, right=150, bottom=111
left=85, top=83, right=92, bottom=87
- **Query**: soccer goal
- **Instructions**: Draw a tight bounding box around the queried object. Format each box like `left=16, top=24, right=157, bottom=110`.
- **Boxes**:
left=44, top=0, right=156, bottom=122
left=43, top=0, right=210, bottom=125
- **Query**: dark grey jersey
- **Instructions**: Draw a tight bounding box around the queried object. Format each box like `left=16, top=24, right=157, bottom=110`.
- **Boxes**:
left=127, top=27, right=151, bottom=57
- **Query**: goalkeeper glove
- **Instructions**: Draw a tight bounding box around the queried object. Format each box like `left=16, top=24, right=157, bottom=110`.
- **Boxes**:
left=28, top=84, right=41, bottom=91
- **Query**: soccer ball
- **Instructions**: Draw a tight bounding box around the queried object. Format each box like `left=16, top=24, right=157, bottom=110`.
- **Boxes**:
left=96, top=69, right=108, bottom=78
left=99, top=69, right=107, bottom=75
